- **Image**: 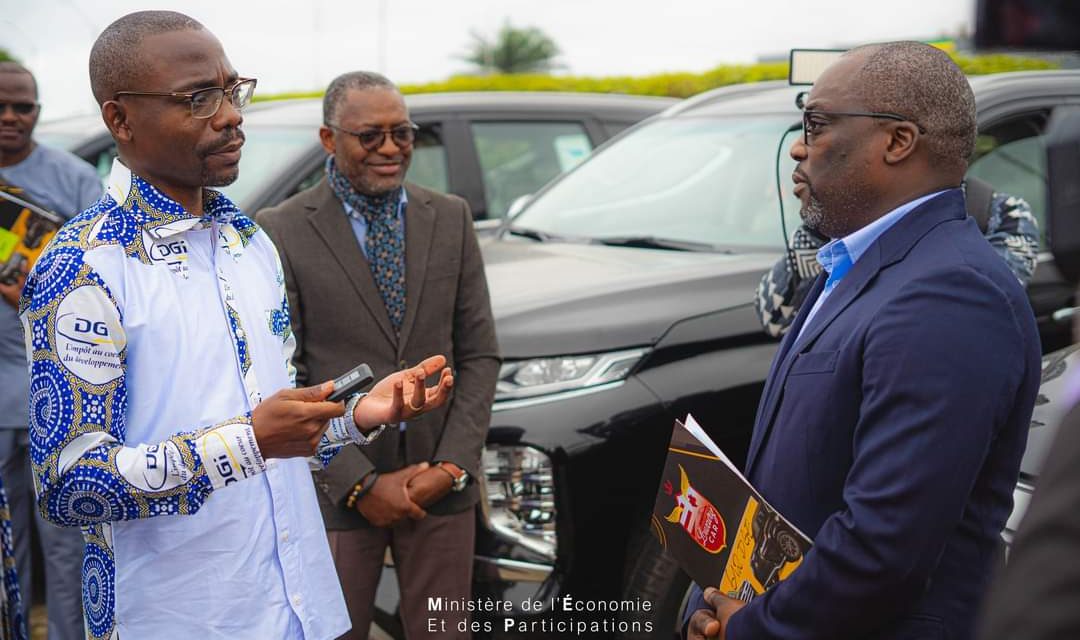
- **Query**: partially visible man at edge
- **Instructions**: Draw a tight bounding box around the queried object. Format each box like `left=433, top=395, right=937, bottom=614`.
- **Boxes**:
left=0, top=61, right=101, bottom=640
left=19, top=11, right=453, bottom=639
left=685, top=42, right=1041, bottom=640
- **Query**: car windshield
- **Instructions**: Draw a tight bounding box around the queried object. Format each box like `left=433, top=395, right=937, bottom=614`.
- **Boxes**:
left=511, top=116, right=804, bottom=250
left=219, top=127, right=318, bottom=209
left=35, top=131, right=86, bottom=150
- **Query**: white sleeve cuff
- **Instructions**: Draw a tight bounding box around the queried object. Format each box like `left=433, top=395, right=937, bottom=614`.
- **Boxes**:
left=197, top=422, right=267, bottom=490
left=320, top=393, right=387, bottom=450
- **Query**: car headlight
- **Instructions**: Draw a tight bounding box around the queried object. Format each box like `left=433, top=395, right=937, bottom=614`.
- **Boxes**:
left=494, top=347, right=649, bottom=402
left=482, top=445, right=556, bottom=561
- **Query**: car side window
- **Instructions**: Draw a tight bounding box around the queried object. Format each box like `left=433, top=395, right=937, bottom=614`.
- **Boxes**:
left=470, top=121, right=593, bottom=220
left=967, top=112, right=1049, bottom=243
left=293, top=123, right=449, bottom=195
left=92, top=147, right=118, bottom=184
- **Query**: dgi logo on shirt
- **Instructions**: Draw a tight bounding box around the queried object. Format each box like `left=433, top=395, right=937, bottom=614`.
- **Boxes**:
left=57, top=313, right=115, bottom=346
left=149, top=239, right=189, bottom=264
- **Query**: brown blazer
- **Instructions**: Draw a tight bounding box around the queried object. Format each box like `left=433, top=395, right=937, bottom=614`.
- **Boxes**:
left=256, top=179, right=500, bottom=529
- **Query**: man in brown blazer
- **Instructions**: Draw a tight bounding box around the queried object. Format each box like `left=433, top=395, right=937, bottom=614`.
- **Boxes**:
left=257, top=71, right=499, bottom=640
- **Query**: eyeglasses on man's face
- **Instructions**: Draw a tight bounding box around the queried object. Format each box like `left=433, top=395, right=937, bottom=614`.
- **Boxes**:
left=0, top=102, right=38, bottom=116
left=801, top=107, right=925, bottom=146
left=326, top=122, right=419, bottom=152
left=113, top=77, right=257, bottom=119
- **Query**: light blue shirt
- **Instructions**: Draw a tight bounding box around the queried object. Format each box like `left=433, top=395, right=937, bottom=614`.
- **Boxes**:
left=797, top=190, right=950, bottom=341
left=19, top=159, right=373, bottom=639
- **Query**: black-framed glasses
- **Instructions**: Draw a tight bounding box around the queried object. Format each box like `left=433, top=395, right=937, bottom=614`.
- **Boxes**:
left=326, top=122, right=419, bottom=151
left=801, top=108, right=925, bottom=145
left=113, top=77, right=257, bottom=119
left=0, top=102, right=38, bottom=116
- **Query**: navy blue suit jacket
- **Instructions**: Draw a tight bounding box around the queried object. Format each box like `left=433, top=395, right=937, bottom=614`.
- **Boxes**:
left=685, top=190, right=1041, bottom=640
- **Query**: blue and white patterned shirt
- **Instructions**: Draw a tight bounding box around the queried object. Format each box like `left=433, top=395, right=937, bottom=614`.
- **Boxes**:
left=19, top=159, right=360, bottom=640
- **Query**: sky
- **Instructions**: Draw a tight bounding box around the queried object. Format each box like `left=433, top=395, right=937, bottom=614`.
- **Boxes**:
left=6, top=0, right=977, bottom=120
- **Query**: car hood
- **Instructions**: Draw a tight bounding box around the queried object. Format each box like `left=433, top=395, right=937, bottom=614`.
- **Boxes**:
left=482, top=238, right=777, bottom=359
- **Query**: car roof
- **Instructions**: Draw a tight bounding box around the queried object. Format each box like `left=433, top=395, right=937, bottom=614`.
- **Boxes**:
left=36, top=91, right=678, bottom=139
left=240, top=91, right=679, bottom=127
left=660, top=70, right=1080, bottom=119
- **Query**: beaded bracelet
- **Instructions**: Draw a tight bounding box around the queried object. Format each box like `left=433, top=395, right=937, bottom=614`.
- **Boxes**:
left=345, top=471, right=379, bottom=510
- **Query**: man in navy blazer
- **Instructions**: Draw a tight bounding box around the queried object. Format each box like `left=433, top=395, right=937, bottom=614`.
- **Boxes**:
left=685, top=42, right=1041, bottom=639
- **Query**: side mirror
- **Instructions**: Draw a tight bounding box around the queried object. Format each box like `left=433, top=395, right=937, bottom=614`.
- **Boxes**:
left=1046, top=105, right=1080, bottom=285
left=788, top=49, right=845, bottom=86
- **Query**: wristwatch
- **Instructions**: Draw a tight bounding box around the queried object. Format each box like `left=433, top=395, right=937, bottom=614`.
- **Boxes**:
left=436, top=461, right=470, bottom=492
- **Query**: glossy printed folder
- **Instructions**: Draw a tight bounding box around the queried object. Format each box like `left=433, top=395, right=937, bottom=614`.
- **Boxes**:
left=651, top=415, right=812, bottom=602
left=0, top=182, right=64, bottom=285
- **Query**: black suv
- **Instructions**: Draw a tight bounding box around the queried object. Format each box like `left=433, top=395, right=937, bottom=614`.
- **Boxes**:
left=471, top=71, right=1080, bottom=638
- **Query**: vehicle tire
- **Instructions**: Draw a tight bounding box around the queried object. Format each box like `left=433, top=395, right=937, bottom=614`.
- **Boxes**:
left=617, top=524, right=691, bottom=640
left=776, top=529, right=802, bottom=562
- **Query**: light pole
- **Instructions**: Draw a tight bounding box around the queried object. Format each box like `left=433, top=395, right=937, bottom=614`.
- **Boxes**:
left=377, top=0, right=388, bottom=74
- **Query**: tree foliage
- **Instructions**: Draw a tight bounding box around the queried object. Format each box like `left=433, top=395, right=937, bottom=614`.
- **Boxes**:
left=256, top=53, right=1057, bottom=103
left=462, top=22, right=561, bottom=74
left=0, top=48, right=17, bottom=63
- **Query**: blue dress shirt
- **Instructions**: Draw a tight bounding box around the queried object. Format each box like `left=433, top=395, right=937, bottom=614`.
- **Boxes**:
left=797, top=190, right=947, bottom=341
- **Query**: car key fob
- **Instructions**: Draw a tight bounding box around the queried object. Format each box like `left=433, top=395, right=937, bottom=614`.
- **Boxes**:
left=327, top=363, right=375, bottom=402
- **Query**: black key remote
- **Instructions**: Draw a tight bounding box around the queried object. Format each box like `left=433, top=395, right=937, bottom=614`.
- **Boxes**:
left=327, top=363, right=375, bottom=402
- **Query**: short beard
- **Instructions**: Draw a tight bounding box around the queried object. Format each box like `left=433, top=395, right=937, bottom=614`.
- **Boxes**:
left=202, top=166, right=239, bottom=187
left=799, top=179, right=873, bottom=239
left=800, top=191, right=827, bottom=237
left=197, top=129, right=243, bottom=188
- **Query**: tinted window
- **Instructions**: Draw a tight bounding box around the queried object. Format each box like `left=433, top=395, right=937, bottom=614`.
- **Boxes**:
left=968, top=114, right=1048, bottom=242
left=408, top=124, right=450, bottom=193
left=512, top=116, right=802, bottom=249
left=42, top=128, right=320, bottom=210
left=292, top=124, right=448, bottom=197
left=471, top=121, right=593, bottom=220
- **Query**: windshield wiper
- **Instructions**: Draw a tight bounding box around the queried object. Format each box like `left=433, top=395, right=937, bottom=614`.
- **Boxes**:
left=506, top=226, right=554, bottom=242
left=506, top=226, right=591, bottom=244
left=591, top=235, right=726, bottom=252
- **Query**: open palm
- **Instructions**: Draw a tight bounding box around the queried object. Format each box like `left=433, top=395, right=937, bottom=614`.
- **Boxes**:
left=354, top=355, right=454, bottom=429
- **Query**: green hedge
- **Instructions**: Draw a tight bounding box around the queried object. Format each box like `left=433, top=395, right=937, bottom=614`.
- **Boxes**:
left=254, top=54, right=1057, bottom=103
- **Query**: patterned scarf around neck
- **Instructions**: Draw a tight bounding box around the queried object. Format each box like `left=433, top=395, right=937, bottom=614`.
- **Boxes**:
left=326, top=155, right=406, bottom=333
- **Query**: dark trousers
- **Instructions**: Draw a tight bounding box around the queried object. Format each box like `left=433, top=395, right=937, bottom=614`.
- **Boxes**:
left=327, top=508, right=475, bottom=640
left=0, top=429, right=85, bottom=640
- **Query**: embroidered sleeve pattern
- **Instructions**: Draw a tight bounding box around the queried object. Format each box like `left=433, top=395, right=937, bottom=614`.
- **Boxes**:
left=21, top=247, right=266, bottom=528
left=309, top=395, right=386, bottom=470
left=266, top=250, right=298, bottom=388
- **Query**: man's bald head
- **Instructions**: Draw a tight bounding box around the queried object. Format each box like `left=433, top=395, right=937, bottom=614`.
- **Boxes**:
left=844, top=42, right=976, bottom=174
left=89, top=10, right=205, bottom=105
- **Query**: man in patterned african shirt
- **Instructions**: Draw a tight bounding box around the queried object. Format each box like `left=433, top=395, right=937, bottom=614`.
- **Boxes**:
left=18, top=11, right=452, bottom=640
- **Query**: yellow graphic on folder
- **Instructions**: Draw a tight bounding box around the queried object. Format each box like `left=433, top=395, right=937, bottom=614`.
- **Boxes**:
left=721, top=499, right=804, bottom=601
